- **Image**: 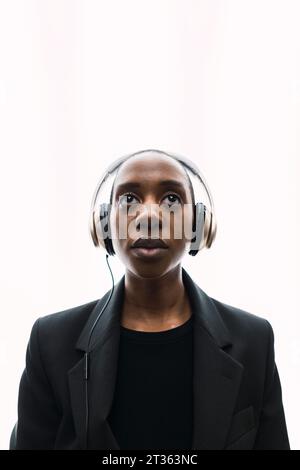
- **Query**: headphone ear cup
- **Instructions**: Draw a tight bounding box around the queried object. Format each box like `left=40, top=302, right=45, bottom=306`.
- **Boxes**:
left=99, top=203, right=115, bottom=256
left=206, top=209, right=217, bottom=248
left=90, top=207, right=100, bottom=247
left=188, top=202, right=206, bottom=256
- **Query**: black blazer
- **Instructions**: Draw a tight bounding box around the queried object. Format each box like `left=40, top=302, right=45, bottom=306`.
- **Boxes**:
left=15, top=268, right=290, bottom=450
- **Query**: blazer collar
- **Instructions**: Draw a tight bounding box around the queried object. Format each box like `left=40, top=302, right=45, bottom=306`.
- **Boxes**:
left=75, top=267, right=231, bottom=353
left=68, top=267, right=244, bottom=450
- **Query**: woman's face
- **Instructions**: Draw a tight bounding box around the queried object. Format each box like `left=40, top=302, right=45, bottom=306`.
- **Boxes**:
left=109, top=152, right=194, bottom=279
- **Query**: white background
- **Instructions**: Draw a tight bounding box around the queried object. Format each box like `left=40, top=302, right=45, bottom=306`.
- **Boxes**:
left=0, top=0, right=299, bottom=450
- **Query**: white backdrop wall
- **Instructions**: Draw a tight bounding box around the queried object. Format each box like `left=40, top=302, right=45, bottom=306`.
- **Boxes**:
left=0, top=0, right=299, bottom=450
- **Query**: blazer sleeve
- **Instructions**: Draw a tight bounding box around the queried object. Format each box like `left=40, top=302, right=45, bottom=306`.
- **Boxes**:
left=254, top=320, right=290, bottom=450
left=15, top=318, right=61, bottom=449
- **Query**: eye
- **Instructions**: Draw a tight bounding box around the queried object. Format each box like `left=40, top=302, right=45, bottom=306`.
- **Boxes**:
left=162, top=194, right=182, bottom=206
left=118, top=193, right=139, bottom=208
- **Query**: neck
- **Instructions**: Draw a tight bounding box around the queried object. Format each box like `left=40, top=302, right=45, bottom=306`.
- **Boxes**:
left=121, top=265, right=192, bottom=331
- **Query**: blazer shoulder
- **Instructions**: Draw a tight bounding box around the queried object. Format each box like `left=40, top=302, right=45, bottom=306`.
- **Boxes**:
left=209, top=296, right=271, bottom=340
left=36, top=298, right=99, bottom=342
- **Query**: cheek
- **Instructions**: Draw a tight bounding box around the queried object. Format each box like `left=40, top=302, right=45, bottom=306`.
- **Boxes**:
left=110, top=208, right=127, bottom=239
left=110, top=209, right=134, bottom=254
left=163, top=206, right=193, bottom=242
left=110, top=209, right=123, bottom=249
left=182, top=204, right=194, bottom=241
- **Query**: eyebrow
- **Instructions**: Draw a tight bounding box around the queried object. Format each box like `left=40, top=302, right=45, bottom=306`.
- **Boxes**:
left=114, top=179, right=187, bottom=194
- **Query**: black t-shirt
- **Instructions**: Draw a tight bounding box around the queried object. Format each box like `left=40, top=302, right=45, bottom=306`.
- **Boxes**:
left=107, top=313, right=194, bottom=450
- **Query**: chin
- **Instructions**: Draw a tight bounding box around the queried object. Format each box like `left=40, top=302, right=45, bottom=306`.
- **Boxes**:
left=127, top=262, right=172, bottom=280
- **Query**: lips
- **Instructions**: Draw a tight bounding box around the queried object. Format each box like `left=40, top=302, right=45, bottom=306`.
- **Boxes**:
left=131, top=238, right=168, bottom=249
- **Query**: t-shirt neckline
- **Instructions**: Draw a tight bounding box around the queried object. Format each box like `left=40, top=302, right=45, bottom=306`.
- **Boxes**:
left=120, top=313, right=194, bottom=343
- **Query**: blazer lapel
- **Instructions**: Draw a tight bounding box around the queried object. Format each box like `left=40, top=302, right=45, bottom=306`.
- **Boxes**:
left=68, top=268, right=244, bottom=450
left=181, top=269, right=244, bottom=450
left=192, top=318, right=244, bottom=449
left=68, top=276, right=125, bottom=449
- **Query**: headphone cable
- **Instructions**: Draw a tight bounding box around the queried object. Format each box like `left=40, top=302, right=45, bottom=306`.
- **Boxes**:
left=84, top=253, right=115, bottom=449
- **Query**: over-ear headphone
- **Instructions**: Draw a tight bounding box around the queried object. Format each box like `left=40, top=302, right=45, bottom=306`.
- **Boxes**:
left=89, top=149, right=217, bottom=256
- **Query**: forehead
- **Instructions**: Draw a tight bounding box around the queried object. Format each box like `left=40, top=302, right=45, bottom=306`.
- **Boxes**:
left=114, top=153, right=189, bottom=188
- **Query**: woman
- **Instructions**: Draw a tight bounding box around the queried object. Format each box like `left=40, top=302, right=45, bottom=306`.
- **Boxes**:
left=14, top=149, right=290, bottom=450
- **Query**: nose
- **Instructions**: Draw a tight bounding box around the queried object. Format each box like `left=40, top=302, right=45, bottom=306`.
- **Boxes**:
left=135, top=203, right=162, bottom=237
